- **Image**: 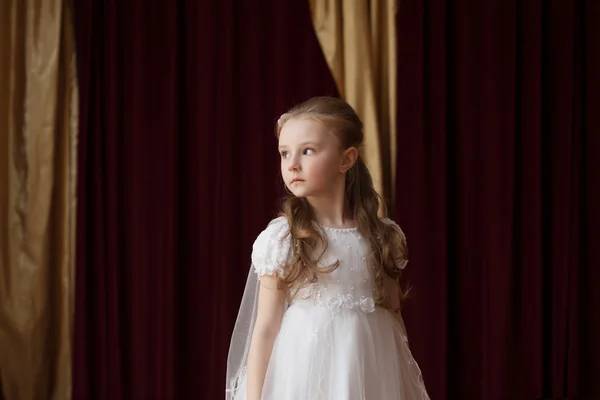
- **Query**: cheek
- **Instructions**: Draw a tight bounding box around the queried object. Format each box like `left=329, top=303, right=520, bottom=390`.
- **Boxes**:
left=281, top=158, right=292, bottom=171
left=306, top=157, right=336, bottom=177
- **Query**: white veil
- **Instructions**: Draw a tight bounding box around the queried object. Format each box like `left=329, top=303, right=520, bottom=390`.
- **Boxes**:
left=225, top=263, right=259, bottom=399
left=225, top=217, right=292, bottom=399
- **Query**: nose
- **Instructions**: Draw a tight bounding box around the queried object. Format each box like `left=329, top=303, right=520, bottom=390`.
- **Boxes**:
left=288, top=155, right=300, bottom=172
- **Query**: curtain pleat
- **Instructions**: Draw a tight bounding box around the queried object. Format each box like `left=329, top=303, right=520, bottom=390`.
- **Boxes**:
left=309, top=0, right=397, bottom=209
left=0, top=0, right=78, bottom=398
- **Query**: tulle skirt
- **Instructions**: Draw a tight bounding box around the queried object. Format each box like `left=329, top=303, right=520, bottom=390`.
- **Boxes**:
left=236, top=302, right=430, bottom=400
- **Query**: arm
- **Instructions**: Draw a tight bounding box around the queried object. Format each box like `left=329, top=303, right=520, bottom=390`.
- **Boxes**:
left=246, top=275, right=286, bottom=400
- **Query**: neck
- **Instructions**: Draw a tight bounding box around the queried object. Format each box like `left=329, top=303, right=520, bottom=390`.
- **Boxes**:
left=306, top=178, right=354, bottom=228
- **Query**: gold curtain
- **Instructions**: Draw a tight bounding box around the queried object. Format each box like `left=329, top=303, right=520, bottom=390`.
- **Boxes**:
left=309, top=0, right=397, bottom=210
left=0, top=0, right=78, bottom=398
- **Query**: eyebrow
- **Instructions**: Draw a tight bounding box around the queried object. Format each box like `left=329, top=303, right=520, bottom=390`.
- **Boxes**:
left=278, top=141, right=319, bottom=150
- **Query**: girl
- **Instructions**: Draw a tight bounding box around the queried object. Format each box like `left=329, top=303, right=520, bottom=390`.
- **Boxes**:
left=226, top=97, right=430, bottom=399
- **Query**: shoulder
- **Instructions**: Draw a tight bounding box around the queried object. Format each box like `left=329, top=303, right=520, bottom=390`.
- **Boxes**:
left=253, top=216, right=290, bottom=251
left=251, top=216, right=293, bottom=276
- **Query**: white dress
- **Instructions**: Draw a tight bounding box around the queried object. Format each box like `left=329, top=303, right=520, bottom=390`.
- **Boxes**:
left=233, top=217, right=430, bottom=400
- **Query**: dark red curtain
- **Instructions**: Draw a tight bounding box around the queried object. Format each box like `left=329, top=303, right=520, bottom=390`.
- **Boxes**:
left=73, top=1, right=337, bottom=398
left=75, top=1, right=600, bottom=399
left=395, top=1, right=600, bottom=399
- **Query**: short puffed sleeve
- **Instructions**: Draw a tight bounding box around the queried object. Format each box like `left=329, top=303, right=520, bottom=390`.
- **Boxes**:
left=251, top=216, right=293, bottom=277
left=381, top=217, right=409, bottom=270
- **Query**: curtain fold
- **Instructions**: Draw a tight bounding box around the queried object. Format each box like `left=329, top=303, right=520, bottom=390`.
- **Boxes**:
left=0, top=0, right=78, bottom=398
left=73, top=1, right=337, bottom=398
left=395, top=1, right=600, bottom=398
left=309, top=0, right=397, bottom=209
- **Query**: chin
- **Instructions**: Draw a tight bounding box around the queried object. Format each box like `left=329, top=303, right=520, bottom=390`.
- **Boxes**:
left=288, top=188, right=312, bottom=198
left=289, top=190, right=306, bottom=198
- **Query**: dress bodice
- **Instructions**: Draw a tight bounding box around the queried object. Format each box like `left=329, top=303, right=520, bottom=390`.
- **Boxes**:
left=251, top=217, right=408, bottom=315
left=291, top=226, right=377, bottom=313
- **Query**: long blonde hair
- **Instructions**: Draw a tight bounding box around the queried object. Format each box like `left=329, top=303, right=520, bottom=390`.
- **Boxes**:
left=275, top=96, right=408, bottom=306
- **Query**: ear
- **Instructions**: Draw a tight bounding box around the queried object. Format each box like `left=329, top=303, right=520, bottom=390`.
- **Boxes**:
left=340, top=147, right=359, bottom=173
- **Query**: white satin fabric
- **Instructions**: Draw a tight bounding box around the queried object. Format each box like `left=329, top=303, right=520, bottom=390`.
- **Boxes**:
left=226, top=217, right=430, bottom=400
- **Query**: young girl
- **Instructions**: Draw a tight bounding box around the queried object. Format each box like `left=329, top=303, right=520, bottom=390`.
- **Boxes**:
left=226, top=97, right=430, bottom=399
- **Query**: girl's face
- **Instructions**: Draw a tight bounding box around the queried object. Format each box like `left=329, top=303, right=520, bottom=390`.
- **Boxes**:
left=278, top=118, right=344, bottom=198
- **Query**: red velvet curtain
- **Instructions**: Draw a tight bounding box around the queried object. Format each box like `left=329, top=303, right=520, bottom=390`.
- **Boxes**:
left=73, top=1, right=337, bottom=398
left=395, top=1, right=600, bottom=399
left=74, top=1, right=600, bottom=399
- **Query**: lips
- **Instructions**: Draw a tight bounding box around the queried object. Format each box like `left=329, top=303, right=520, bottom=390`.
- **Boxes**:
left=291, top=178, right=305, bottom=184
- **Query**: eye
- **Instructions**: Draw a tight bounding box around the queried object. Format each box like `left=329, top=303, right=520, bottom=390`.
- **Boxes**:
left=303, top=148, right=315, bottom=155
left=280, top=151, right=289, bottom=159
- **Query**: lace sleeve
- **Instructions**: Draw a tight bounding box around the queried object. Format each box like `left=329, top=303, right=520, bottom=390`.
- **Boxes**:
left=251, top=216, right=292, bottom=277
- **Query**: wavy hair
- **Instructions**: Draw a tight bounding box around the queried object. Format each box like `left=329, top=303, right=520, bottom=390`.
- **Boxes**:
left=275, top=96, right=408, bottom=306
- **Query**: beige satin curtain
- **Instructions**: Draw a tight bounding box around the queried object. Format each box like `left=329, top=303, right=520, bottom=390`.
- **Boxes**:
left=309, top=0, right=397, bottom=209
left=0, top=0, right=78, bottom=398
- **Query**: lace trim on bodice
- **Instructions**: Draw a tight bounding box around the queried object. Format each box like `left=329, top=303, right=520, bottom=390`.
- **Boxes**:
left=326, top=293, right=376, bottom=313
left=292, top=282, right=376, bottom=314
